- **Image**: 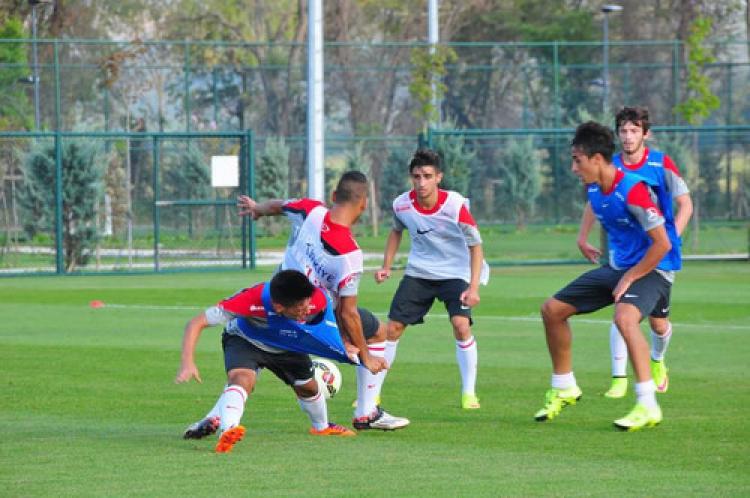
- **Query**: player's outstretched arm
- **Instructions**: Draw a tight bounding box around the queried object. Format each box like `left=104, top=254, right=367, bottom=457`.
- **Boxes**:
left=577, top=202, right=602, bottom=264
left=337, top=296, right=387, bottom=374
left=175, top=313, right=210, bottom=384
left=374, top=229, right=403, bottom=283
left=237, top=195, right=285, bottom=220
left=613, top=225, right=671, bottom=302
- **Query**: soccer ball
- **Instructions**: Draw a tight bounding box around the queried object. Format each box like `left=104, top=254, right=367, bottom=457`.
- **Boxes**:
left=312, top=357, right=342, bottom=399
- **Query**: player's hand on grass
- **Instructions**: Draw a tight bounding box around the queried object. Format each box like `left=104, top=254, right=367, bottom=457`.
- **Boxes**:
left=175, top=363, right=202, bottom=384
left=577, top=240, right=602, bottom=264
left=374, top=268, right=391, bottom=283
left=237, top=195, right=260, bottom=219
left=460, top=288, right=480, bottom=308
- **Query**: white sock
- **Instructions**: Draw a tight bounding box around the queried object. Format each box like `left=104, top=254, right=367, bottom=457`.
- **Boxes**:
left=297, top=387, right=328, bottom=431
left=455, top=336, right=478, bottom=395
left=610, top=322, right=629, bottom=377
left=384, top=340, right=399, bottom=369
left=651, top=324, right=673, bottom=361
left=203, top=384, right=228, bottom=420
left=551, top=372, right=577, bottom=390
left=355, top=342, right=386, bottom=419
left=370, top=340, right=399, bottom=400
left=635, top=380, right=658, bottom=409
left=219, top=384, right=247, bottom=431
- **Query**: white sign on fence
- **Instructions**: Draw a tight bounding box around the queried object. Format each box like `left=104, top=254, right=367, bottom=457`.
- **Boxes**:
left=211, top=155, right=239, bottom=188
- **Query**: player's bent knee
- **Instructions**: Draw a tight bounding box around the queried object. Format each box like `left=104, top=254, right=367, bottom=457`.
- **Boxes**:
left=541, top=298, right=570, bottom=323
left=368, top=322, right=387, bottom=343
left=227, top=368, right=256, bottom=393
left=387, top=320, right=406, bottom=341
left=294, top=378, right=319, bottom=399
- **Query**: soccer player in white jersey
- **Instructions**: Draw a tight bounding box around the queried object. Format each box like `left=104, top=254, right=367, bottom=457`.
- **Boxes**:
left=577, top=106, right=692, bottom=398
left=237, top=171, right=409, bottom=431
left=374, top=148, right=487, bottom=411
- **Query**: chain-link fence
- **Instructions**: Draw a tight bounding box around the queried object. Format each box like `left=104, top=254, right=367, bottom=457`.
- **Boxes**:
left=0, top=130, right=254, bottom=274
left=1, top=39, right=748, bottom=272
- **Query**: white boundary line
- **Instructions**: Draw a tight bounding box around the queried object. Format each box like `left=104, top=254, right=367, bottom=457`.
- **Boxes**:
left=99, top=303, right=750, bottom=331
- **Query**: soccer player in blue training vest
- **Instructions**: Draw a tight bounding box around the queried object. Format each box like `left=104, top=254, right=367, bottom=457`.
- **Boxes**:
left=175, top=270, right=356, bottom=453
left=236, top=171, right=409, bottom=431
left=535, top=121, right=673, bottom=431
left=577, top=106, right=692, bottom=398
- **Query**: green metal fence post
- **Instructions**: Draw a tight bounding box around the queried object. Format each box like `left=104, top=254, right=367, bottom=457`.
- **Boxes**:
left=184, top=41, right=191, bottom=131
left=553, top=41, right=561, bottom=223
left=248, top=128, right=256, bottom=269
left=672, top=40, right=680, bottom=125
left=152, top=135, right=161, bottom=272
left=54, top=40, right=61, bottom=131
left=54, top=131, right=63, bottom=274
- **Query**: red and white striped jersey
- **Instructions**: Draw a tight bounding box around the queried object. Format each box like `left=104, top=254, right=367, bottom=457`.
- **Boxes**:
left=281, top=198, right=363, bottom=299
left=392, top=189, right=483, bottom=283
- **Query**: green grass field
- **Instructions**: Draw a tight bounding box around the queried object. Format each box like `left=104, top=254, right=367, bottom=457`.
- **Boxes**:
left=1, top=262, right=749, bottom=497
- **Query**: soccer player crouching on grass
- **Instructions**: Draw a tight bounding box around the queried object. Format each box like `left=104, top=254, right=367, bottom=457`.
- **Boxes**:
left=175, top=270, right=356, bottom=454
left=236, top=171, right=409, bottom=431
left=577, top=106, right=692, bottom=398
left=374, top=148, right=488, bottom=411
left=536, top=121, right=672, bottom=431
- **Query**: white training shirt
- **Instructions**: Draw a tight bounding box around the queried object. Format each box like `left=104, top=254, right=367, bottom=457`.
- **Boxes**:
left=281, top=199, right=364, bottom=300
left=392, top=189, right=485, bottom=283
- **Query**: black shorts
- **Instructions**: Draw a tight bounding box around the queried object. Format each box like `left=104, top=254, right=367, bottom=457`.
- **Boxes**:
left=388, top=275, right=472, bottom=325
left=221, top=333, right=314, bottom=386
left=356, top=307, right=381, bottom=339
left=553, top=265, right=672, bottom=320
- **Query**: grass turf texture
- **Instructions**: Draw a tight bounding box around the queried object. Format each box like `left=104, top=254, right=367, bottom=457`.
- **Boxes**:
left=1, top=262, right=748, bottom=497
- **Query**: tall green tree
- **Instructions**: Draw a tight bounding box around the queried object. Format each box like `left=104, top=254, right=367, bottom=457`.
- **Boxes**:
left=498, top=137, right=542, bottom=230
left=0, top=17, right=32, bottom=130
left=256, top=136, right=289, bottom=235
left=18, top=139, right=105, bottom=271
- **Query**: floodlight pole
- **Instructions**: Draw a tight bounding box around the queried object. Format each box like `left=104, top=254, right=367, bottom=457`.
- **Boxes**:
left=31, top=2, right=41, bottom=130
left=601, top=4, right=622, bottom=115
left=307, top=0, right=325, bottom=201
left=428, top=0, right=440, bottom=127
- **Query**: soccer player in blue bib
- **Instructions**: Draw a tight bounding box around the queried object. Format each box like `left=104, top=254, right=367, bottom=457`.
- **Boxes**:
left=175, top=270, right=356, bottom=453
left=535, top=121, right=672, bottom=431
left=577, top=107, right=692, bottom=398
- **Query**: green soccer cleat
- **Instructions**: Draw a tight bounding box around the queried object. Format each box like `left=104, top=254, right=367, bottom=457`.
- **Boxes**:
left=461, top=393, right=481, bottom=410
left=604, top=377, right=628, bottom=399
left=533, top=386, right=583, bottom=422
left=613, top=403, right=662, bottom=431
left=651, top=360, right=669, bottom=393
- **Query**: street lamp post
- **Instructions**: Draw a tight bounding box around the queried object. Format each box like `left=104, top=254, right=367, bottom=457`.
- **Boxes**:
left=30, top=1, right=40, bottom=129
left=601, top=4, right=623, bottom=115
left=29, top=0, right=51, bottom=130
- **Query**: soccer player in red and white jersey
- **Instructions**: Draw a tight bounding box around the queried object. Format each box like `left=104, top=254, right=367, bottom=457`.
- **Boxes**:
left=176, top=270, right=355, bottom=453
left=237, top=171, right=409, bottom=431
left=374, top=148, right=488, bottom=411
left=577, top=106, right=693, bottom=399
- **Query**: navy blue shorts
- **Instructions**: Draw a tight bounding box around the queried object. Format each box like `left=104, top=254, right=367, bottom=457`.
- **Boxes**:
left=554, top=265, right=672, bottom=320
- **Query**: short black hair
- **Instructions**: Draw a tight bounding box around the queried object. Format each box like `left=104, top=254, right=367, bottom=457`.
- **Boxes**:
left=409, top=148, right=441, bottom=173
left=333, top=170, right=368, bottom=204
left=615, top=106, right=651, bottom=134
left=269, top=270, right=315, bottom=307
left=570, top=121, right=616, bottom=163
